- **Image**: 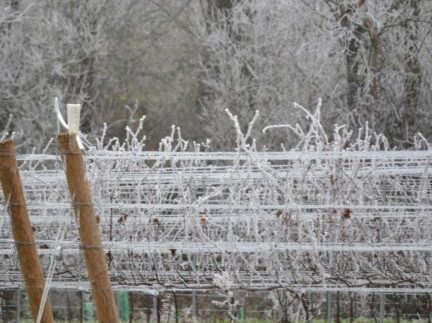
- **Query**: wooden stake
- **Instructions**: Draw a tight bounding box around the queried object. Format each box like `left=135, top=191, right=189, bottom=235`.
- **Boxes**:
left=0, top=140, right=54, bottom=323
left=58, top=133, right=119, bottom=323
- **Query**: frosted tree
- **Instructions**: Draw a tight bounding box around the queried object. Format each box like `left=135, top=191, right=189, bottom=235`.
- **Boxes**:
left=0, top=0, right=122, bottom=147
left=197, top=0, right=432, bottom=148
left=1, top=0, right=431, bottom=151
left=0, top=0, right=199, bottom=150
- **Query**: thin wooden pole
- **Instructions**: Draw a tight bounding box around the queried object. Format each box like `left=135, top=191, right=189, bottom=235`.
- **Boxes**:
left=157, top=296, right=162, bottom=323
left=129, top=292, right=134, bottom=323
left=16, top=289, right=21, bottom=322
left=173, top=291, right=179, bottom=323
left=58, top=133, right=119, bottom=323
left=192, top=290, right=197, bottom=318
left=326, top=291, right=331, bottom=323
left=379, top=294, right=385, bottom=323
left=80, top=291, right=84, bottom=323
left=0, top=140, right=54, bottom=323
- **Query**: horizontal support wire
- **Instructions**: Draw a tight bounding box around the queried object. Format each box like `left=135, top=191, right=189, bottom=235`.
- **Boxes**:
left=0, top=149, right=431, bottom=293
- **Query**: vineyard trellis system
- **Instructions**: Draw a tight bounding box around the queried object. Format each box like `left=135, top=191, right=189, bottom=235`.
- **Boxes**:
left=0, top=104, right=432, bottom=321
left=1, top=148, right=430, bottom=289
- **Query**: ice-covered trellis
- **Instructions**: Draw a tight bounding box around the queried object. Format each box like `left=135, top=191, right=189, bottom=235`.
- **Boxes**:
left=0, top=104, right=431, bottom=300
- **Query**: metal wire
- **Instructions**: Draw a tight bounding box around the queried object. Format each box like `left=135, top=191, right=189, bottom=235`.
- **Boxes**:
left=0, top=149, right=431, bottom=294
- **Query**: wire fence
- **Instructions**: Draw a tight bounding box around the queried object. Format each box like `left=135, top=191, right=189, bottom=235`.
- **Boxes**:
left=1, top=149, right=431, bottom=290
left=1, top=111, right=432, bottom=321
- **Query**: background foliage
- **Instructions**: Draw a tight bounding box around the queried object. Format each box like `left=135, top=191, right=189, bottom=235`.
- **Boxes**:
left=0, top=0, right=431, bottom=149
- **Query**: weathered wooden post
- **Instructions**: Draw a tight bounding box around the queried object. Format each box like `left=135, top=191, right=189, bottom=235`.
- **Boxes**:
left=0, top=139, right=54, bottom=323
left=16, top=288, right=21, bottom=322
left=192, top=290, right=197, bottom=318
left=326, top=291, right=331, bottom=323
left=58, top=104, right=119, bottom=323
left=379, top=294, right=385, bottom=323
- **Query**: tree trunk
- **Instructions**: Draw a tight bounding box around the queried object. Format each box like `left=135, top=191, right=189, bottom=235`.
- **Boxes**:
left=403, top=0, right=422, bottom=136
left=0, top=0, right=20, bottom=133
left=341, top=2, right=367, bottom=113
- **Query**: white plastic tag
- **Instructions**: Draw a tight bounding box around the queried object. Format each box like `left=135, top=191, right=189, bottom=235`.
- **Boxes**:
left=67, top=104, right=81, bottom=135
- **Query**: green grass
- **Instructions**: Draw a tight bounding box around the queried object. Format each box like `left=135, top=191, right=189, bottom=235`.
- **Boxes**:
left=234, top=320, right=415, bottom=323
left=19, top=318, right=431, bottom=323
left=210, top=320, right=268, bottom=323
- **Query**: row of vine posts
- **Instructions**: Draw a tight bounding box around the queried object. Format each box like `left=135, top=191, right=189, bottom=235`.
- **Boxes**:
left=0, top=104, right=119, bottom=322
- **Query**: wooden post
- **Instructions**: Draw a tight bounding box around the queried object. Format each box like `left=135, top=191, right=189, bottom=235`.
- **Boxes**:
left=80, top=291, right=84, bottom=323
left=379, top=294, right=385, bottom=323
left=326, top=291, right=331, bottom=323
left=0, top=140, right=54, bottom=323
left=192, top=290, right=197, bottom=318
left=58, top=133, right=119, bottom=323
left=129, top=292, right=134, bottom=323
left=16, top=289, right=21, bottom=322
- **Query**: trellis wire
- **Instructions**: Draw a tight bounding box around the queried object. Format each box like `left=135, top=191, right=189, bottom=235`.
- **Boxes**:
left=0, top=147, right=430, bottom=295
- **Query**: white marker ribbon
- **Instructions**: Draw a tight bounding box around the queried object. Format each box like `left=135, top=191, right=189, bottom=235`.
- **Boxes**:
left=67, top=104, right=81, bottom=135
left=54, top=98, right=84, bottom=149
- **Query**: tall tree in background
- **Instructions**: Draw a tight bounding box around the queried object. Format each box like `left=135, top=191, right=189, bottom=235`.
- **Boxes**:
left=0, top=0, right=431, bottom=150
left=402, top=0, right=422, bottom=136
left=198, top=1, right=308, bottom=149
left=61, top=1, right=98, bottom=132
left=321, top=0, right=386, bottom=127
left=0, top=0, right=21, bottom=135
left=0, top=0, right=154, bottom=147
left=316, top=0, right=431, bottom=143
left=0, top=0, right=105, bottom=145
left=197, top=0, right=432, bottom=148
left=199, top=0, right=260, bottom=148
